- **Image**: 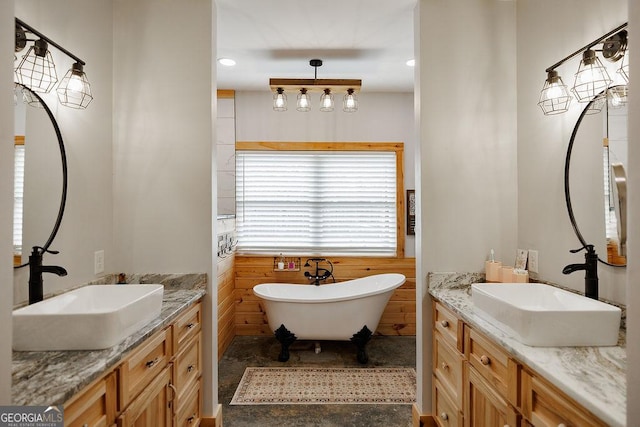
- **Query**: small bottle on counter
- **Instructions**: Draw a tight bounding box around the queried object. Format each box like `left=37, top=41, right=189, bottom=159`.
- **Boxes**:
left=277, top=253, right=285, bottom=270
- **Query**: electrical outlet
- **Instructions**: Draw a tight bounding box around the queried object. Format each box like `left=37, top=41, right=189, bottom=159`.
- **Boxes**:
left=528, top=249, right=539, bottom=273
left=94, top=250, right=105, bottom=275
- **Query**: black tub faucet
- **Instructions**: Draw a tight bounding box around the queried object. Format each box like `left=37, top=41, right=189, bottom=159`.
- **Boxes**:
left=28, top=246, right=67, bottom=305
left=304, top=258, right=335, bottom=286
left=562, top=244, right=598, bottom=300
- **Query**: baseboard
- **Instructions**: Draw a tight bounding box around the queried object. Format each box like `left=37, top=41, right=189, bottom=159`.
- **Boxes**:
left=200, top=404, right=223, bottom=427
left=412, top=403, right=436, bottom=427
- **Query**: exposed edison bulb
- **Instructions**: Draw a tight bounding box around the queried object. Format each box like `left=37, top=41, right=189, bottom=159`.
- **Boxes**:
left=545, top=82, right=563, bottom=100
left=67, top=73, right=84, bottom=93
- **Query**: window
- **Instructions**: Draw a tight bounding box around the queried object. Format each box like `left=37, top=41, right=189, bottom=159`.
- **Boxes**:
left=235, top=142, right=404, bottom=256
left=14, top=136, right=25, bottom=264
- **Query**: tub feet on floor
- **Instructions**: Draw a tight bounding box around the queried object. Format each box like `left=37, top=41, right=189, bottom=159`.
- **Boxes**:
left=351, top=325, right=373, bottom=364
left=274, top=324, right=297, bottom=362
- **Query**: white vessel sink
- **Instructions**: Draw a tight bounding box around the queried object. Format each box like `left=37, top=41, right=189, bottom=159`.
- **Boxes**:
left=13, top=284, right=164, bottom=351
left=471, top=283, right=621, bottom=347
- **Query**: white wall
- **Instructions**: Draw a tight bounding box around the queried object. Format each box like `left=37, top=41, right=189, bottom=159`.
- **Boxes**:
left=626, top=1, right=639, bottom=422
left=0, top=0, right=15, bottom=405
left=235, top=90, right=416, bottom=256
left=112, top=0, right=217, bottom=414
left=516, top=0, right=627, bottom=303
left=414, top=0, right=518, bottom=412
left=13, top=0, right=114, bottom=305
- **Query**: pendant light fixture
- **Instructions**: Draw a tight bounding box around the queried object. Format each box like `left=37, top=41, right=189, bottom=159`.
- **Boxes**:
left=57, top=62, right=93, bottom=109
left=537, top=70, right=571, bottom=115
left=15, top=39, right=58, bottom=93
left=270, top=59, right=361, bottom=113
left=572, top=49, right=612, bottom=102
left=14, top=17, right=93, bottom=109
left=343, top=88, right=358, bottom=112
left=320, top=89, right=334, bottom=112
left=296, top=88, right=311, bottom=112
left=273, top=87, right=287, bottom=111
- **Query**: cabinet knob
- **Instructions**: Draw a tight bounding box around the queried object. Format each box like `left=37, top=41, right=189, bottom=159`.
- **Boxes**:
left=441, top=361, right=448, bottom=370
left=187, top=364, right=195, bottom=373
left=440, top=412, right=449, bottom=420
left=186, top=322, right=196, bottom=329
left=440, top=320, right=449, bottom=328
left=188, top=414, right=196, bottom=423
left=145, top=357, right=160, bottom=368
left=480, top=355, right=491, bottom=365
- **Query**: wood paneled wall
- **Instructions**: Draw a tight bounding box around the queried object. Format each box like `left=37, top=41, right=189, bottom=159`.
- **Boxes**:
left=234, top=256, right=416, bottom=337
left=217, top=255, right=235, bottom=359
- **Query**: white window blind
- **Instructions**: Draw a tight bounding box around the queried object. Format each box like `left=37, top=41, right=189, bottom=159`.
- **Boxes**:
left=236, top=151, right=397, bottom=255
left=14, top=144, right=25, bottom=255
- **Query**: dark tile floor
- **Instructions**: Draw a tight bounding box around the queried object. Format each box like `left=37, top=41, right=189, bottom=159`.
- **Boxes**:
left=218, top=335, right=416, bottom=427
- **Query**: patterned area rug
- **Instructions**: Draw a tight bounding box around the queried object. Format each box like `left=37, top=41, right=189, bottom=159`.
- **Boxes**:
left=230, top=367, right=416, bottom=405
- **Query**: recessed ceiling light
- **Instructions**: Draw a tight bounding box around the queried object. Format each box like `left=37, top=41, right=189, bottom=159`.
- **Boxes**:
left=218, top=58, right=236, bottom=67
left=406, top=59, right=415, bottom=67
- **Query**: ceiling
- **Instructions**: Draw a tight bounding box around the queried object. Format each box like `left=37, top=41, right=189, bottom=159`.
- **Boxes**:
left=215, top=0, right=416, bottom=93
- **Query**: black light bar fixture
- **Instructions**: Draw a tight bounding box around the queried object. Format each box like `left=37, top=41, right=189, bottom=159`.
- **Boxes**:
left=14, top=17, right=93, bottom=109
left=538, top=22, right=628, bottom=116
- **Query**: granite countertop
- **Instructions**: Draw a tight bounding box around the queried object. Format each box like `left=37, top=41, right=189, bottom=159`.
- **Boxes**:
left=12, top=288, right=206, bottom=406
left=429, top=273, right=626, bottom=427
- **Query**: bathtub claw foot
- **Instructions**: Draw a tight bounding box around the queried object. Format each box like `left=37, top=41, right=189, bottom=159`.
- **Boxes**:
left=351, top=325, right=373, bottom=364
left=274, top=324, right=297, bottom=362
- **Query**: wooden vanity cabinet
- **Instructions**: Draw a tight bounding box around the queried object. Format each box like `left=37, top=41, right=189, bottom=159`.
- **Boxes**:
left=432, top=300, right=605, bottom=427
left=63, top=300, right=203, bottom=427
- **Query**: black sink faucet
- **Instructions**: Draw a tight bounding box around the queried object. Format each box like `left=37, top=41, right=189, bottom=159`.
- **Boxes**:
left=303, top=258, right=335, bottom=286
left=562, top=244, right=598, bottom=300
left=28, top=246, right=67, bottom=305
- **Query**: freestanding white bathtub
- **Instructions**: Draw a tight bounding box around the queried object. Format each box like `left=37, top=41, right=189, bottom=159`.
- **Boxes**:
left=253, top=273, right=406, bottom=363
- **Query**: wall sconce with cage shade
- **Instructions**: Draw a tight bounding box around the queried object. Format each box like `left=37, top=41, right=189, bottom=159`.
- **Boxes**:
left=270, top=59, right=361, bottom=113
left=538, top=23, right=628, bottom=116
left=14, top=17, right=93, bottom=109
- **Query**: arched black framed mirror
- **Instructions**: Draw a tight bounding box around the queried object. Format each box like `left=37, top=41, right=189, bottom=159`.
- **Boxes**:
left=13, top=83, right=68, bottom=268
left=564, top=85, right=627, bottom=267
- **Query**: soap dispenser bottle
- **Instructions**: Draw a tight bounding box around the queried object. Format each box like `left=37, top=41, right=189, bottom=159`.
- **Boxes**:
left=277, top=253, right=285, bottom=270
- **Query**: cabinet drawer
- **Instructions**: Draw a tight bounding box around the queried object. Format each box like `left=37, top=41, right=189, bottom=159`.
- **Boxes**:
left=174, top=303, right=202, bottom=352
left=174, top=334, right=202, bottom=405
left=521, top=370, right=607, bottom=427
left=119, top=327, right=171, bottom=409
left=175, top=379, right=202, bottom=427
left=64, top=372, right=117, bottom=427
left=434, top=302, right=462, bottom=352
left=465, top=326, right=517, bottom=405
left=433, top=332, right=464, bottom=408
left=433, top=376, right=462, bottom=427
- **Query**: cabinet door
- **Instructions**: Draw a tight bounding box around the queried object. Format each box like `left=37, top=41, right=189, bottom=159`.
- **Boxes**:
left=117, top=365, right=173, bottom=427
left=465, top=365, right=518, bottom=427
left=65, top=371, right=117, bottom=427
